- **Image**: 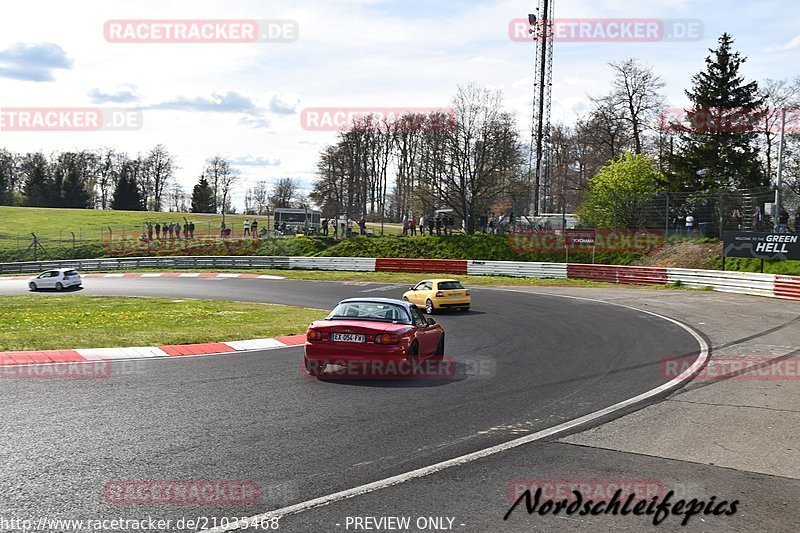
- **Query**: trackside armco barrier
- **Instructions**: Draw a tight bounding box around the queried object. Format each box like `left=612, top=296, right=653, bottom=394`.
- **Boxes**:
left=467, top=260, right=567, bottom=278
left=0, top=256, right=798, bottom=301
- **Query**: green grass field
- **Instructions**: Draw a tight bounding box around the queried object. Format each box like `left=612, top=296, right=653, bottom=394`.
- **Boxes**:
left=0, top=205, right=258, bottom=247
left=0, top=295, right=326, bottom=351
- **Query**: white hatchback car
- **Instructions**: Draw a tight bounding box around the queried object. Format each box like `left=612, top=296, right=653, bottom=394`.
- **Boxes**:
left=29, top=268, right=83, bottom=291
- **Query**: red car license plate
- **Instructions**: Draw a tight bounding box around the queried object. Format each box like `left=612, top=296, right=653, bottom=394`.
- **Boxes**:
left=332, top=333, right=365, bottom=343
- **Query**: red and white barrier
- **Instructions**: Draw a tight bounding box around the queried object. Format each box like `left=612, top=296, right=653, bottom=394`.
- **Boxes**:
left=0, top=334, right=306, bottom=366
left=2, top=256, right=799, bottom=301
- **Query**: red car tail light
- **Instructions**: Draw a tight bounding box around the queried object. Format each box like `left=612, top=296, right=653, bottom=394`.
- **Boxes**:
left=306, top=329, right=322, bottom=341
left=435, top=291, right=444, bottom=297
left=375, top=334, right=399, bottom=345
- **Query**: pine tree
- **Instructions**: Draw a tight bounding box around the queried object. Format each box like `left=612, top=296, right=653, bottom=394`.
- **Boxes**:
left=21, top=152, right=53, bottom=207
left=191, top=175, right=215, bottom=213
left=669, top=33, right=766, bottom=190
left=61, top=164, right=92, bottom=208
left=111, top=170, right=145, bottom=211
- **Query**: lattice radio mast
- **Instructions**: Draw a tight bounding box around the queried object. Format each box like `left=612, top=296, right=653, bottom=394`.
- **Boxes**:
left=527, top=0, right=554, bottom=216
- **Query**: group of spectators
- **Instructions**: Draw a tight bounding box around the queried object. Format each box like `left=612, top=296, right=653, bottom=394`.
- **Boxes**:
left=319, top=216, right=368, bottom=238
left=733, top=206, right=800, bottom=233
left=401, top=215, right=457, bottom=236
left=142, top=221, right=195, bottom=242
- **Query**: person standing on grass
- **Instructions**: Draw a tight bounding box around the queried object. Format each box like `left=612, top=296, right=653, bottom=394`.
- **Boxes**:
left=189, top=221, right=195, bottom=239
left=251, top=219, right=258, bottom=238
left=410, top=216, right=417, bottom=236
left=146, top=221, right=153, bottom=241
left=321, top=217, right=328, bottom=236
left=155, top=222, right=161, bottom=240
left=732, top=208, right=743, bottom=230
left=183, top=221, right=189, bottom=240
left=754, top=205, right=764, bottom=231
left=685, top=212, right=695, bottom=237
left=427, top=217, right=434, bottom=236
left=359, top=215, right=367, bottom=235
left=778, top=208, right=790, bottom=233
left=244, top=218, right=250, bottom=236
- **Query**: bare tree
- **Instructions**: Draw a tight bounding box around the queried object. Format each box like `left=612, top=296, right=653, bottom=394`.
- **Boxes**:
left=203, top=155, right=229, bottom=213
left=760, top=77, right=800, bottom=183
left=167, top=179, right=186, bottom=212
left=270, top=177, right=299, bottom=208
left=440, top=84, right=521, bottom=232
left=603, top=58, right=666, bottom=155
left=144, top=144, right=175, bottom=211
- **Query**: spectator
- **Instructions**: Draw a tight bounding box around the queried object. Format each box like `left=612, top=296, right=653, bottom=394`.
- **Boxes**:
left=427, top=217, right=434, bottom=236
left=274, top=219, right=280, bottom=234
left=754, top=206, right=764, bottom=231
left=155, top=222, right=161, bottom=240
left=419, top=216, right=426, bottom=235
left=402, top=217, right=409, bottom=236
left=778, top=208, right=790, bottom=233
left=674, top=212, right=684, bottom=236
left=281, top=221, right=287, bottom=234
left=489, top=214, right=497, bottom=234
left=140, top=230, right=148, bottom=242
left=435, top=217, right=442, bottom=236
left=183, top=222, right=189, bottom=239
left=244, top=218, right=250, bottom=236
left=146, top=221, right=153, bottom=240
left=359, top=216, right=367, bottom=235
left=346, top=218, right=354, bottom=237
left=250, top=219, right=258, bottom=238
left=685, top=213, right=695, bottom=236
left=321, top=217, right=328, bottom=236
left=480, top=213, right=488, bottom=234
left=410, top=216, right=417, bottom=236
left=732, top=208, right=743, bottom=230
left=189, top=221, right=195, bottom=239
left=333, top=218, right=339, bottom=238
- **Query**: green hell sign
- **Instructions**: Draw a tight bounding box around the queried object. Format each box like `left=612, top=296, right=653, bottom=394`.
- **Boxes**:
left=723, top=232, right=800, bottom=261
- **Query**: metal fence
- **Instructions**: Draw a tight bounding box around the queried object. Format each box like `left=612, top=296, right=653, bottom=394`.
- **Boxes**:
left=616, top=187, right=797, bottom=238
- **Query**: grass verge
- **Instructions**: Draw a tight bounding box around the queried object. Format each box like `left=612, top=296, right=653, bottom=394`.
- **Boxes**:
left=0, top=296, right=327, bottom=351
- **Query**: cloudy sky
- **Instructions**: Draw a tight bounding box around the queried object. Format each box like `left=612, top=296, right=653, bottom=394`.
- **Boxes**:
left=0, top=0, right=798, bottom=209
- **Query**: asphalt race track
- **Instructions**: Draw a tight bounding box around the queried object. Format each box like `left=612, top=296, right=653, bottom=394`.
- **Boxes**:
left=0, top=277, right=702, bottom=532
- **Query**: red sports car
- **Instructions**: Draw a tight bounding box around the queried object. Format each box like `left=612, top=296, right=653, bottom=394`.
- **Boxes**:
left=304, top=298, right=445, bottom=377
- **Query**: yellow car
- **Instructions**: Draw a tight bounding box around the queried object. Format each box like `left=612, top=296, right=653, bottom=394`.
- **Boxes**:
left=402, top=279, right=471, bottom=314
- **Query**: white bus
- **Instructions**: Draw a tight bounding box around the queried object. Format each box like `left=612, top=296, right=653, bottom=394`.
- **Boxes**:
left=273, top=208, right=321, bottom=233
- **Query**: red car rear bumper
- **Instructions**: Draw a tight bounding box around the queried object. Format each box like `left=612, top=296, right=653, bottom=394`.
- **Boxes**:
left=304, top=341, right=408, bottom=363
